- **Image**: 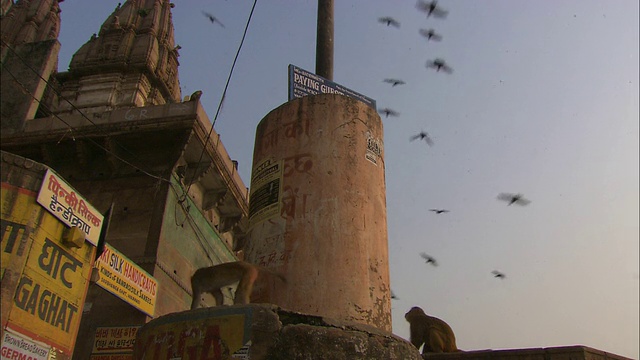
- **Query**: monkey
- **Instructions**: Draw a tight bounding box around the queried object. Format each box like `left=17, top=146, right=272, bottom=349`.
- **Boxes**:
left=189, top=90, right=203, bottom=102
left=190, top=261, right=286, bottom=310
left=405, top=306, right=459, bottom=354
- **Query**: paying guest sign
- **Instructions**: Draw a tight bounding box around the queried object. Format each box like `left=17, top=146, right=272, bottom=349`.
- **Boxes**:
left=37, top=169, right=104, bottom=246
left=288, top=64, right=376, bottom=109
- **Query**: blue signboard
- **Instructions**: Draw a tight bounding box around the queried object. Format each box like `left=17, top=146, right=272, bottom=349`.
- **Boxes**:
left=288, top=64, right=376, bottom=110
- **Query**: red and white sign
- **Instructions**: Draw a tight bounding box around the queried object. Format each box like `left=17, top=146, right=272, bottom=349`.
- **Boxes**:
left=1, top=329, right=51, bottom=360
left=36, top=169, right=104, bottom=246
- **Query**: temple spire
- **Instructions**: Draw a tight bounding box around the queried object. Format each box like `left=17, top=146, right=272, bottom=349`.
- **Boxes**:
left=54, top=0, right=181, bottom=114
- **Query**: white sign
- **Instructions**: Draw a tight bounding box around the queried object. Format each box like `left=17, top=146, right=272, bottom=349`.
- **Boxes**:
left=1, top=329, right=51, bottom=360
left=37, top=169, right=104, bottom=246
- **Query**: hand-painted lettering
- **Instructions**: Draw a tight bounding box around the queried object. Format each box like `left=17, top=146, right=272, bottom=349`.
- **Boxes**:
left=38, top=238, right=83, bottom=288
left=1, top=219, right=27, bottom=256
left=14, top=276, right=78, bottom=333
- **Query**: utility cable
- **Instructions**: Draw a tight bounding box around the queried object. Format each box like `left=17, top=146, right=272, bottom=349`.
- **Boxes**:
left=183, top=0, right=258, bottom=197
left=2, top=66, right=169, bottom=183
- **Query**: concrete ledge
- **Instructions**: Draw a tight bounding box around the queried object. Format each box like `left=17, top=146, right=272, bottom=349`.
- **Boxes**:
left=133, top=304, right=421, bottom=359
left=423, top=345, right=633, bottom=360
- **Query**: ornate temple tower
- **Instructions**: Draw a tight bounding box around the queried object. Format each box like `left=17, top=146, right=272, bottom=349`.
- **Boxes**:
left=52, top=0, right=182, bottom=115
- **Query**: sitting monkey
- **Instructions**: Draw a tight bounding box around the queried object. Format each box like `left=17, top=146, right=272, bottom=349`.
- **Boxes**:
left=405, top=306, right=459, bottom=354
left=190, top=261, right=286, bottom=310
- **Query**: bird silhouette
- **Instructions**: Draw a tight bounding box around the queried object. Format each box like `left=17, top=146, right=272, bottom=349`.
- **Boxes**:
left=497, top=193, right=531, bottom=206
left=378, top=16, right=400, bottom=27
left=383, top=78, right=406, bottom=87
left=420, top=252, right=438, bottom=266
left=410, top=131, right=434, bottom=146
left=426, top=58, right=453, bottom=74
left=416, top=0, right=449, bottom=18
left=419, top=28, right=443, bottom=41
left=492, top=270, right=506, bottom=279
left=391, top=290, right=399, bottom=300
left=429, top=209, right=449, bottom=214
left=202, top=11, right=225, bottom=27
left=379, top=108, right=399, bottom=118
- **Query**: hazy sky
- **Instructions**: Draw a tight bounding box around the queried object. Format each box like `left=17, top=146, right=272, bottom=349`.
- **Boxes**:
left=56, top=1, right=639, bottom=358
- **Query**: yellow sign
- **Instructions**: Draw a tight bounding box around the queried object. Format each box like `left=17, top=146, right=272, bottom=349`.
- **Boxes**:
left=94, top=244, right=157, bottom=317
left=134, top=309, right=251, bottom=359
left=2, top=183, right=95, bottom=354
left=36, top=169, right=104, bottom=246
left=92, top=326, right=140, bottom=354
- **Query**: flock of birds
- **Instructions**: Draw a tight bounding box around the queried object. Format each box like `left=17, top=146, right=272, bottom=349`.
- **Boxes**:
left=417, top=191, right=531, bottom=283
left=377, top=0, right=453, bottom=146
left=375, top=1, right=534, bottom=300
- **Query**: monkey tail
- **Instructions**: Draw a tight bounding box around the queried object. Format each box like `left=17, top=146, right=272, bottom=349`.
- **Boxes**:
left=275, top=273, right=287, bottom=284
left=255, top=265, right=287, bottom=283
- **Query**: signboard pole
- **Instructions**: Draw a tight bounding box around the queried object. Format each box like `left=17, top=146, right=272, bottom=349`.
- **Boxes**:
left=316, top=0, right=334, bottom=80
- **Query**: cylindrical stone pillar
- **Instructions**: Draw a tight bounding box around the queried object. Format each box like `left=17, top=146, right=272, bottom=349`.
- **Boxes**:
left=245, top=94, right=391, bottom=331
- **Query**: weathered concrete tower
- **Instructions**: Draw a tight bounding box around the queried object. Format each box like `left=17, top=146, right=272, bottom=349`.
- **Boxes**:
left=245, top=93, right=391, bottom=331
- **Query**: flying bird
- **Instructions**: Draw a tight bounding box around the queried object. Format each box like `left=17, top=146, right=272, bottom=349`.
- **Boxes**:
left=429, top=209, right=449, bottom=214
left=426, top=58, right=453, bottom=74
left=419, top=28, right=443, bottom=41
left=379, top=108, right=399, bottom=118
left=420, top=252, right=438, bottom=266
left=383, top=78, right=406, bottom=87
left=410, top=131, right=434, bottom=146
left=391, top=290, right=399, bottom=300
left=378, top=16, right=400, bottom=27
left=497, top=193, right=531, bottom=206
left=416, top=0, right=449, bottom=18
left=202, top=11, right=225, bottom=27
left=492, top=270, right=506, bottom=279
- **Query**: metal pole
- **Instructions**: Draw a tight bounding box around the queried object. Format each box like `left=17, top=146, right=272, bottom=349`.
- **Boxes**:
left=315, top=0, right=334, bottom=80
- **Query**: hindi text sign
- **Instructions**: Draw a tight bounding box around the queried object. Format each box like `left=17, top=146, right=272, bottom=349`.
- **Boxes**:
left=37, top=169, right=104, bottom=246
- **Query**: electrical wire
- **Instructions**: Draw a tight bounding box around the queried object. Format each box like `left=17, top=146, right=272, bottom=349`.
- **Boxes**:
left=1, top=39, right=150, bottom=163
left=183, top=0, right=258, bottom=196
left=5, top=66, right=235, bottom=266
left=2, top=65, right=170, bottom=183
left=1, top=5, right=252, bottom=264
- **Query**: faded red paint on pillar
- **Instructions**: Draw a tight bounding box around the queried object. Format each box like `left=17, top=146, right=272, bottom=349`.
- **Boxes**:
left=246, top=94, right=391, bottom=331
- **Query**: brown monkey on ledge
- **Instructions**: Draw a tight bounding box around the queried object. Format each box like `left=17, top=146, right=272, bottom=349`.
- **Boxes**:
left=405, top=306, right=459, bottom=354
left=190, top=261, right=286, bottom=310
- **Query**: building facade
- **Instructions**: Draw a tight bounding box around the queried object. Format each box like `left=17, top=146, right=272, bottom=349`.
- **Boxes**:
left=1, top=1, right=249, bottom=358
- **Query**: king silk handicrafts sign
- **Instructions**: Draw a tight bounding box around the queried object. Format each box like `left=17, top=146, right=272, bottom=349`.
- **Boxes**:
left=288, top=64, right=376, bottom=109
left=94, top=244, right=158, bottom=317
left=37, top=169, right=104, bottom=246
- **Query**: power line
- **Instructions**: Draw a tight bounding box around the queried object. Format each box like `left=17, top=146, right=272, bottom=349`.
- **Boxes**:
left=1, top=39, right=149, bottom=163
left=2, top=65, right=170, bottom=183
left=4, top=65, right=237, bottom=266
left=183, top=0, right=258, bottom=196
left=2, top=13, right=248, bottom=262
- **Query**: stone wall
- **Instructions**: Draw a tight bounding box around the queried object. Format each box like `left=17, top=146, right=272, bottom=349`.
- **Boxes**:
left=133, top=304, right=421, bottom=359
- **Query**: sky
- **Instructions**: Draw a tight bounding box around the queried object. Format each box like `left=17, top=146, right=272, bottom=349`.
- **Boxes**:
left=56, top=1, right=639, bottom=358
